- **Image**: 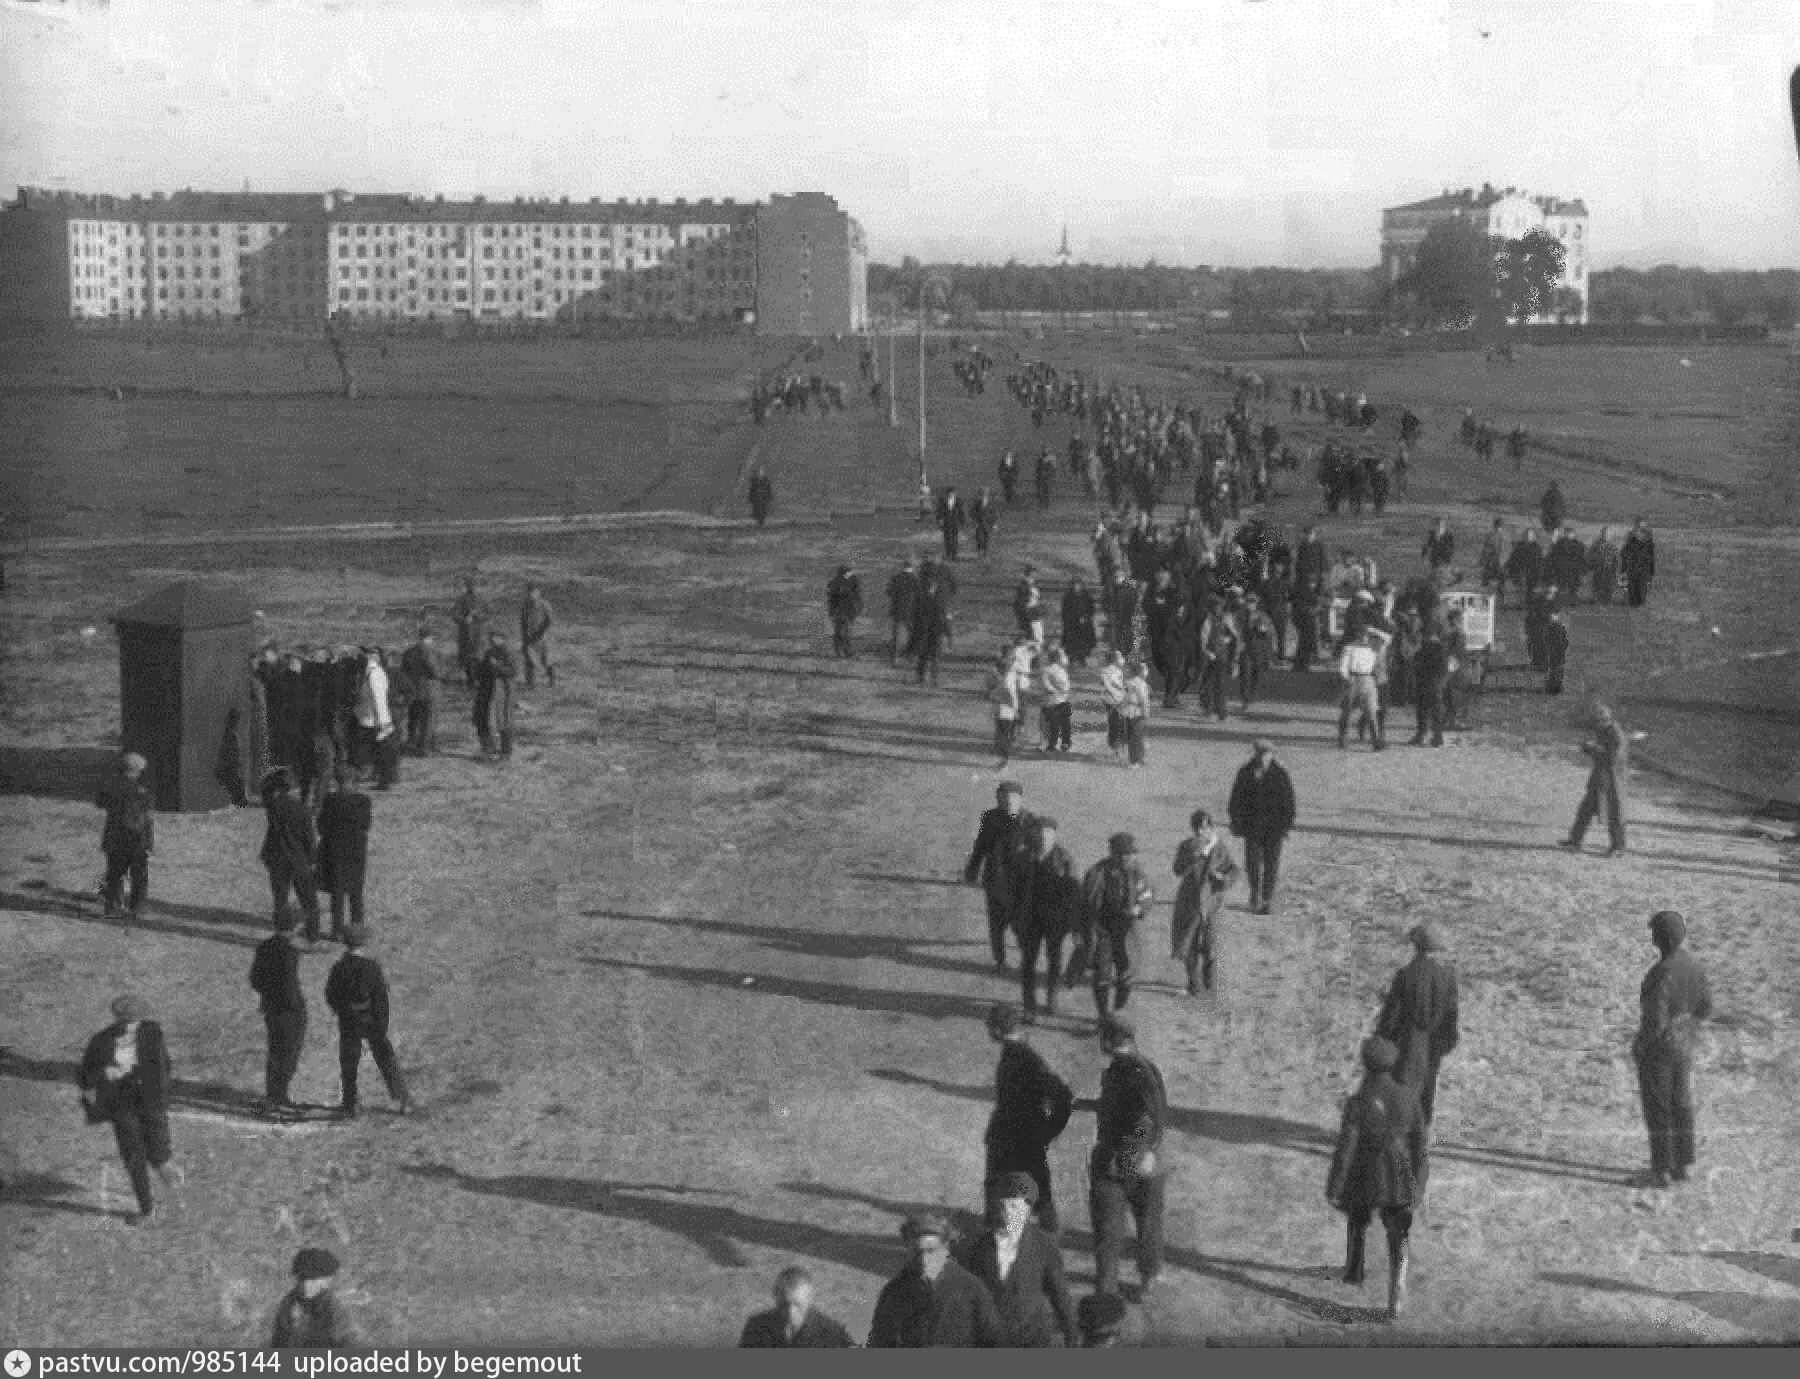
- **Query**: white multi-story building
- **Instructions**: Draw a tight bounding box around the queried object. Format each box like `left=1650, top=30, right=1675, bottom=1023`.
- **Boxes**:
left=1380, top=183, right=1590, bottom=324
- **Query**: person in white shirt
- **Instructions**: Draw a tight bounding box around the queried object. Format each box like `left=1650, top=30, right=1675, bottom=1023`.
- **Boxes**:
left=989, top=651, right=1021, bottom=766
left=1098, top=651, right=1128, bottom=761
left=1039, top=646, right=1073, bottom=753
left=1120, top=660, right=1152, bottom=768
left=354, top=648, right=398, bottom=789
left=1337, top=628, right=1391, bottom=751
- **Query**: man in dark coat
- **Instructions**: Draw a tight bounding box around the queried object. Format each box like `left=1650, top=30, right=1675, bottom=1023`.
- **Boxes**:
left=937, top=486, right=966, bottom=562
left=911, top=560, right=952, bottom=687
left=271, top=1248, right=359, bottom=1348
left=1327, top=1036, right=1429, bottom=1319
left=1016, top=819, right=1081, bottom=1020
left=1620, top=518, right=1656, bottom=607
left=519, top=582, right=555, bottom=689
left=984, top=1004, right=1074, bottom=1233
left=1540, top=480, right=1566, bottom=536
left=324, top=926, right=411, bottom=1118
left=1089, top=1016, right=1168, bottom=1298
left=317, top=767, right=373, bottom=940
left=886, top=556, right=920, bottom=666
left=473, top=632, right=517, bottom=759
left=825, top=564, right=863, bottom=659
left=1547, top=528, right=1588, bottom=604
left=1375, top=923, right=1460, bottom=1126
left=1587, top=527, right=1621, bottom=605
left=868, top=1212, right=1005, bottom=1347
left=1079, top=834, right=1154, bottom=1020
left=1420, top=519, right=1454, bottom=580
left=739, top=1266, right=854, bottom=1347
left=249, top=912, right=307, bottom=1113
left=260, top=767, right=321, bottom=941
left=1560, top=702, right=1628, bottom=855
left=964, top=782, right=1037, bottom=973
left=1061, top=578, right=1098, bottom=665
left=451, top=577, right=486, bottom=690
left=400, top=629, right=441, bottom=755
left=78, top=994, right=181, bottom=1224
left=747, top=466, right=775, bottom=527
left=1228, top=739, right=1297, bottom=915
left=1633, top=910, right=1713, bottom=1189
left=95, top=751, right=154, bottom=918
left=1409, top=629, right=1449, bottom=747
left=956, top=1173, right=1080, bottom=1346
left=1504, top=529, right=1544, bottom=608
left=1543, top=609, right=1570, bottom=694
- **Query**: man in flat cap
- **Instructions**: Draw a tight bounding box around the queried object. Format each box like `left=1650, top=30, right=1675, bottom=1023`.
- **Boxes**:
left=1560, top=702, right=1628, bottom=856
left=1374, top=922, right=1460, bottom=1127
left=738, top=1266, right=854, bottom=1347
left=316, top=765, right=373, bottom=942
left=867, top=1211, right=1005, bottom=1347
left=260, top=767, right=321, bottom=942
left=324, top=926, right=411, bottom=1118
left=271, top=1247, right=359, bottom=1348
left=1016, top=817, right=1081, bottom=1020
left=78, top=995, right=180, bottom=1225
left=95, top=751, right=154, bottom=919
left=984, top=1004, right=1074, bottom=1234
left=1633, top=910, right=1713, bottom=1189
left=1229, top=740, right=1296, bottom=915
left=955, top=1172, right=1080, bottom=1347
left=249, top=911, right=307, bottom=1114
left=1328, top=1037, right=1429, bottom=1318
left=1080, top=835, right=1154, bottom=1022
left=1089, top=1015, right=1168, bottom=1298
left=964, top=781, right=1037, bottom=973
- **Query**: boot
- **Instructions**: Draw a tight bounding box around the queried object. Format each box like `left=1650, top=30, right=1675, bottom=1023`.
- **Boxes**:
left=1387, top=1244, right=1408, bottom=1319
left=1342, top=1222, right=1366, bottom=1285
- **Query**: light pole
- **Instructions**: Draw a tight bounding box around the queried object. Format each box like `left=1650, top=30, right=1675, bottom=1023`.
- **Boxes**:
left=916, top=270, right=951, bottom=501
left=888, top=314, right=897, bottom=428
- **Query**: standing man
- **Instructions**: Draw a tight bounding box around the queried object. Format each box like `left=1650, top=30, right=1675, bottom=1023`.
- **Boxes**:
left=1014, top=566, right=1046, bottom=647
left=1375, top=923, right=1460, bottom=1126
left=1170, top=810, right=1237, bottom=997
left=324, top=925, right=411, bottom=1118
left=983, top=1003, right=1075, bottom=1231
left=473, top=632, right=517, bottom=760
left=451, top=576, right=486, bottom=690
left=956, top=1173, right=1081, bottom=1347
left=519, top=581, right=555, bottom=689
left=1098, top=650, right=1128, bottom=763
left=260, top=767, right=321, bottom=942
left=1039, top=648, right=1073, bottom=754
left=95, top=752, right=154, bottom=919
left=1504, top=529, right=1544, bottom=609
left=964, top=782, right=1036, bottom=972
left=317, top=767, right=373, bottom=941
left=1228, top=739, right=1296, bottom=915
left=78, top=995, right=180, bottom=1226
left=1326, top=1037, right=1429, bottom=1319
left=1587, top=527, right=1621, bottom=606
left=1081, top=835, right=1154, bottom=1020
left=1409, top=626, right=1449, bottom=748
left=1621, top=518, right=1657, bottom=608
left=868, top=1212, right=1006, bottom=1347
left=1336, top=627, right=1390, bottom=751
left=825, top=564, right=864, bottom=659
left=354, top=648, right=398, bottom=791
left=1560, top=702, right=1628, bottom=856
left=1633, top=910, right=1713, bottom=1188
left=747, top=465, right=775, bottom=527
left=1119, top=660, right=1152, bottom=769
left=738, top=1267, right=855, bottom=1347
left=1540, top=479, right=1567, bottom=537
left=1478, top=518, right=1507, bottom=595
left=1421, top=518, right=1455, bottom=583
left=971, top=487, right=998, bottom=559
left=886, top=556, right=920, bottom=666
left=249, top=913, right=307, bottom=1114
left=1061, top=578, right=1098, bottom=666
left=399, top=629, right=441, bottom=755
left=1543, top=609, right=1570, bottom=695
left=1088, top=1016, right=1168, bottom=1299
left=271, top=1248, right=360, bottom=1348
left=937, top=485, right=966, bottom=562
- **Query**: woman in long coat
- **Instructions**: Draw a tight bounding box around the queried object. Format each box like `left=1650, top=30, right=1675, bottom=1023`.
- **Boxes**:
left=1326, top=1037, right=1429, bottom=1319
left=1169, top=810, right=1236, bottom=996
left=1060, top=579, right=1098, bottom=666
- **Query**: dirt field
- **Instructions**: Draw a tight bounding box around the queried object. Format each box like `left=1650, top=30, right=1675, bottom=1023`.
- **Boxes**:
left=2, top=330, right=1798, bottom=1346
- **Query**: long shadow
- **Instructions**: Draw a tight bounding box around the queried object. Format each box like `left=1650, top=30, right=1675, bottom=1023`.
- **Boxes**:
left=0, top=745, right=117, bottom=802
left=0, top=889, right=261, bottom=951
left=577, top=908, right=998, bottom=980
left=0, top=1170, right=130, bottom=1221
left=1291, top=824, right=1740, bottom=871
left=400, top=1164, right=902, bottom=1279
left=848, top=871, right=969, bottom=891
left=1622, top=693, right=1800, bottom=727
left=1539, top=1270, right=1800, bottom=1338
left=581, top=955, right=995, bottom=1025
left=1693, top=1251, right=1800, bottom=1291
left=0, top=1048, right=270, bottom=1121
left=42, top=885, right=265, bottom=932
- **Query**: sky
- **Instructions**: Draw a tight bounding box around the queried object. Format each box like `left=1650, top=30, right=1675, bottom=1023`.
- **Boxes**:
left=3, top=0, right=1798, bottom=269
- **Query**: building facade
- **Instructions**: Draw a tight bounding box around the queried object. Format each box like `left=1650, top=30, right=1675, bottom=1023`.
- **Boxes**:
left=2, top=185, right=863, bottom=334
left=1380, top=183, right=1590, bottom=324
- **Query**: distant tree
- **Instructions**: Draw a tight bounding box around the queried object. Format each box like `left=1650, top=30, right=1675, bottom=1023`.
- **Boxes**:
left=1395, top=219, right=1494, bottom=327
left=1496, top=229, right=1567, bottom=322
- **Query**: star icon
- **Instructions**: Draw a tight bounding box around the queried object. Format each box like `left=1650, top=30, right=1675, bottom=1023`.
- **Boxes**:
left=5, top=1351, right=33, bottom=1379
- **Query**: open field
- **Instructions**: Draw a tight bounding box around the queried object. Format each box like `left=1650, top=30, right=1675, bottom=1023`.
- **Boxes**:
left=3, top=329, right=1798, bottom=1345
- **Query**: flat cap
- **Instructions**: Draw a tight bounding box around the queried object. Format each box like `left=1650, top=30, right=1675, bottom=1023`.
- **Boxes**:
left=1108, top=832, right=1137, bottom=856
left=1252, top=737, right=1275, bottom=754
left=1099, top=1014, right=1136, bottom=1043
left=341, top=924, right=371, bottom=949
left=1361, top=1036, right=1399, bottom=1072
left=900, top=1211, right=952, bottom=1242
left=292, top=1247, right=341, bottom=1281
left=111, top=994, right=151, bottom=1023
left=996, top=780, right=1024, bottom=798
left=1078, top=1293, right=1128, bottom=1335
left=1650, top=910, right=1686, bottom=948
left=987, top=1171, right=1039, bottom=1205
left=1409, top=922, right=1447, bottom=952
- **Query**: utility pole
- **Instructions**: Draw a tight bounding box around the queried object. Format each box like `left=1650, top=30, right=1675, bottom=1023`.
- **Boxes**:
left=917, top=277, right=927, bottom=494
left=888, top=316, right=897, bottom=428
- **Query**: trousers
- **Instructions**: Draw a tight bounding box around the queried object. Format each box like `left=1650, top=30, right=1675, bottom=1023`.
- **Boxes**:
left=107, top=1088, right=171, bottom=1216
left=263, top=1009, right=306, bottom=1104
left=1090, top=1169, right=1165, bottom=1294
left=267, top=861, right=321, bottom=939
left=1636, top=1049, right=1698, bottom=1175
left=405, top=698, right=436, bottom=754
left=1042, top=702, right=1073, bottom=751
left=1338, top=678, right=1383, bottom=745
left=102, top=848, right=149, bottom=914
left=1243, top=834, right=1284, bottom=909
left=1018, top=927, right=1065, bottom=1014
left=337, top=1028, right=408, bottom=1111
left=1090, top=924, right=1141, bottom=1015
left=1570, top=768, right=1626, bottom=850
left=1343, top=1207, right=1412, bottom=1283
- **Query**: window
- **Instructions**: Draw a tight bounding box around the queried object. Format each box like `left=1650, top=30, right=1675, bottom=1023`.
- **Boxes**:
left=357, top=289, right=370, bottom=301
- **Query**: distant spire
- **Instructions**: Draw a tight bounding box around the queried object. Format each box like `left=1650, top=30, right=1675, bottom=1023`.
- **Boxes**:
left=1057, top=224, right=1071, bottom=267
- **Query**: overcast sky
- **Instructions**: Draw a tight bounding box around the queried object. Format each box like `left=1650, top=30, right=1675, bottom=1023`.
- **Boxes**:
left=3, top=0, right=1798, bottom=269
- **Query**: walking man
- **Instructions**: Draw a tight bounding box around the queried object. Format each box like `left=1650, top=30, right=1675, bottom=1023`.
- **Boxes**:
left=1543, top=609, right=1570, bottom=695
left=1633, top=910, right=1713, bottom=1188
left=1088, top=1016, right=1168, bottom=1298
left=868, top=1212, right=1006, bottom=1347
left=1017, top=819, right=1080, bottom=1020
left=78, top=994, right=181, bottom=1225
left=1039, top=648, right=1073, bottom=753
left=1374, top=923, right=1460, bottom=1126
left=1560, top=703, right=1628, bottom=856
left=317, top=766, right=373, bottom=941
left=1081, top=834, right=1154, bottom=1020
left=473, top=632, right=517, bottom=759
left=1337, top=627, right=1390, bottom=751
left=826, top=564, right=864, bottom=659
left=1621, top=518, right=1657, bottom=608
left=887, top=556, right=920, bottom=666
left=1119, top=660, right=1152, bottom=769
left=451, top=576, right=486, bottom=690
left=324, top=926, right=411, bottom=1118
left=956, top=1173, right=1081, bottom=1347
left=260, top=767, right=322, bottom=941
left=271, top=1248, right=360, bottom=1348
left=1228, top=739, right=1296, bottom=915
left=1326, top=1037, right=1429, bottom=1319
left=748, top=466, right=775, bottom=527
left=738, top=1267, right=854, bottom=1347
left=1170, top=809, right=1237, bottom=996
left=964, top=782, right=1036, bottom=972
left=519, top=582, right=555, bottom=688
left=95, top=751, right=154, bottom=919
left=938, top=486, right=966, bottom=562
left=399, top=629, right=441, bottom=755
left=249, top=913, right=307, bottom=1114
left=984, top=1004, right=1075, bottom=1232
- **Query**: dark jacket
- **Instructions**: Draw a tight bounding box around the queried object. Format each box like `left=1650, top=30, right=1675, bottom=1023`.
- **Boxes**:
left=1018, top=843, right=1081, bottom=939
left=987, top=1039, right=1074, bottom=1152
left=827, top=572, right=864, bottom=622
left=78, top=1020, right=171, bottom=1120
left=1505, top=539, right=1544, bottom=587
left=325, top=952, right=391, bottom=1035
left=400, top=643, right=441, bottom=704
left=1094, top=1049, right=1167, bottom=1177
left=964, top=806, right=1037, bottom=905
left=868, top=1257, right=1005, bottom=1348
left=1375, top=954, right=1460, bottom=1092
left=1621, top=529, right=1656, bottom=580
left=270, top=1287, right=358, bottom=1348
left=887, top=569, right=920, bottom=623
left=1635, top=949, right=1712, bottom=1061
left=1326, top=1072, right=1428, bottom=1214
left=955, top=1223, right=1079, bottom=1347
left=250, top=935, right=306, bottom=1016
left=1412, top=638, right=1449, bottom=693
left=1294, top=538, right=1328, bottom=591
left=317, top=789, right=373, bottom=893
left=96, top=773, right=155, bottom=855
left=738, top=1307, right=854, bottom=1348
left=1228, top=758, right=1296, bottom=839
left=260, top=790, right=317, bottom=872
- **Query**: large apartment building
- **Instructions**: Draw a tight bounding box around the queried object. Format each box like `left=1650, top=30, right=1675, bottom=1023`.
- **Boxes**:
left=0, top=186, right=867, bottom=335
left=1380, top=183, right=1590, bottom=324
